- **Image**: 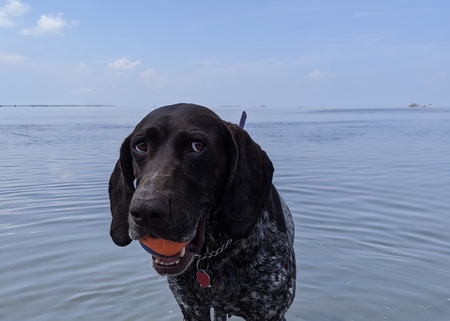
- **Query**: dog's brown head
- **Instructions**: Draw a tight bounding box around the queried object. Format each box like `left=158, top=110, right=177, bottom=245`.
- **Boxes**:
left=108, top=103, right=273, bottom=275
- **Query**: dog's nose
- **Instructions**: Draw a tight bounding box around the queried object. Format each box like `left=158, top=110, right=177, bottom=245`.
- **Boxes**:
left=129, top=198, right=169, bottom=228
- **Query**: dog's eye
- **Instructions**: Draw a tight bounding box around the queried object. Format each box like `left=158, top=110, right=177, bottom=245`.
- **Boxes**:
left=191, top=141, right=205, bottom=153
left=134, top=142, right=148, bottom=153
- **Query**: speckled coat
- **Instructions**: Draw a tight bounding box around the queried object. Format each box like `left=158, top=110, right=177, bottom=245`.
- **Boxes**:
left=108, top=104, right=296, bottom=321
left=168, top=194, right=296, bottom=321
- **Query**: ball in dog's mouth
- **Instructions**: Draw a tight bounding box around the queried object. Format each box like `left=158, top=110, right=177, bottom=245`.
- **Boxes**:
left=138, top=211, right=208, bottom=275
left=139, top=236, right=187, bottom=257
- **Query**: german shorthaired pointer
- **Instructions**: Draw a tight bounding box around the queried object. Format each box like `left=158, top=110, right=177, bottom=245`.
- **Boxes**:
left=108, top=103, right=296, bottom=321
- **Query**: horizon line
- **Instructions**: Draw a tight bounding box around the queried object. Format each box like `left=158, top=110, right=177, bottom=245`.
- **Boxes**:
left=0, top=104, right=116, bottom=108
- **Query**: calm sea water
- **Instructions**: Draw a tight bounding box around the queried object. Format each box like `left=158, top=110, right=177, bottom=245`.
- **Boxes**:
left=1, top=106, right=450, bottom=321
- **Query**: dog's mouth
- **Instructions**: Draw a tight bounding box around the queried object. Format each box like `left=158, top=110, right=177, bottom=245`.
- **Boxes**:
left=145, top=211, right=207, bottom=276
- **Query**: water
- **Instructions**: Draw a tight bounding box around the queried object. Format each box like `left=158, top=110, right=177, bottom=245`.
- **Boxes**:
left=1, top=106, right=450, bottom=320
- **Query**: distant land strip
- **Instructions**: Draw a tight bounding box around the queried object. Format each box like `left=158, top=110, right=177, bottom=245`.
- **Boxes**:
left=0, top=104, right=115, bottom=108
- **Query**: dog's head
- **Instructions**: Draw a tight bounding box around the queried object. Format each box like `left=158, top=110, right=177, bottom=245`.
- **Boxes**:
left=108, top=103, right=273, bottom=275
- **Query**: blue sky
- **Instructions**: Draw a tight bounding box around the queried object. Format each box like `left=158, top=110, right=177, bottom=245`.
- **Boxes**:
left=1, top=0, right=449, bottom=109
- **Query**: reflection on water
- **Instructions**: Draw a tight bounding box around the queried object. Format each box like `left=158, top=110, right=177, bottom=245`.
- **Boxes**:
left=1, top=107, right=450, bottom=320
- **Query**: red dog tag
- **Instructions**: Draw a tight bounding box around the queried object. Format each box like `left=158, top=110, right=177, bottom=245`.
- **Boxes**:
left=196, top=270, right=211, bottom=288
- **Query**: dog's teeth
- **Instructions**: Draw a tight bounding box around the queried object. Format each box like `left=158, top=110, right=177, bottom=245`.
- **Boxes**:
left=180, top=247, right=186, bottom=258
left=153, top=253, right=182, bottom=266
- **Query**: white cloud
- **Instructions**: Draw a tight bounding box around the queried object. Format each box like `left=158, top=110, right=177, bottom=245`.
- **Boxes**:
left=20, top=12, right=78, bottom=36
left=73, top=87, right=93, bottom=94
left=77, top=62, right=90, bottom=73
left=306, top=70, right=325, bottom=81
left=139, top=68, right=172, bottom=88
left=0, top=51, right=28, bottom=62
left=109, top=58, right=141, bottom=70
left=140, top=68, right=156, bottom=80
left=0, top=0, right=31, bottom=28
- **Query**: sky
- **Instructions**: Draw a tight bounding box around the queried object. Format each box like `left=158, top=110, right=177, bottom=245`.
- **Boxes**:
left=1, top=0, right=449, bottom=109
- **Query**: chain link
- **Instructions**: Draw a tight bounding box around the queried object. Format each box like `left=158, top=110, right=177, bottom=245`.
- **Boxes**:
left=195, top=239, right=233, bottom=261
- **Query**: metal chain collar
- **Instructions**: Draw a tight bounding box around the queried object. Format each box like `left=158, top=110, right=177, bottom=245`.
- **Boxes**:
left=194, top=239, right=233, bottom=261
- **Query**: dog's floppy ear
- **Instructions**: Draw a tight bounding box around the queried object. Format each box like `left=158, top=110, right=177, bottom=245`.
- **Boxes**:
left=221, top=123, right=274, bottom=239
left=108, top=135, right=135, bottom=246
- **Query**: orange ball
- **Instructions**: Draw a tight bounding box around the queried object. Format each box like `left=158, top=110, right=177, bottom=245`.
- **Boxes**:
left=139, top=236, right=187, bottom=257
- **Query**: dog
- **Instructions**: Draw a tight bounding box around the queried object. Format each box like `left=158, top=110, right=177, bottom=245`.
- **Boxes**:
left=108, top=103, right=296, bottom=321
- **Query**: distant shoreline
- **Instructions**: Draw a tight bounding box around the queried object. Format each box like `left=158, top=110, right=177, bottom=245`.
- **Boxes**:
left=0, top=104, right=115, bottom=108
